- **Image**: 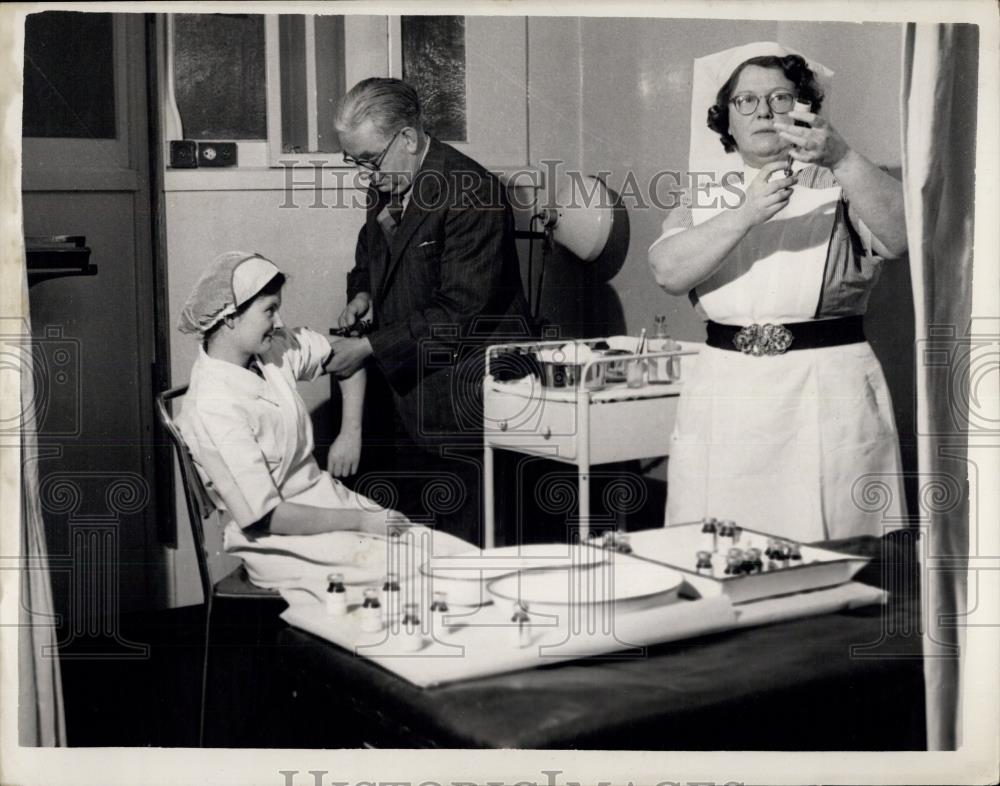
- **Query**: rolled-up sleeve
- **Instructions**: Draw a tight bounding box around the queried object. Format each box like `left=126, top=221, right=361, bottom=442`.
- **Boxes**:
left=188, top=400, right=282, bottom=529
left=275, top=327, right=333, bottom=382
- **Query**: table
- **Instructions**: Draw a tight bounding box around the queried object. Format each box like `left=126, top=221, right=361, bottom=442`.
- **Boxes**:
left=482, top=340, right=698, bottom=547
left=272, top=534, right=925, bottom=749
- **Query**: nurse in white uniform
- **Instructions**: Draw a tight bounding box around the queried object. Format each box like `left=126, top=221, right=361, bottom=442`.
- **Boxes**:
left=176, top=251, right=467, bottom=588
left=648, top=42, right=909, bottom=542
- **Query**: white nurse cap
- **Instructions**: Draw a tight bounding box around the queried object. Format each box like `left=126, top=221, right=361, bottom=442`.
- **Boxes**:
left=689, top=41, right=834, bottom=181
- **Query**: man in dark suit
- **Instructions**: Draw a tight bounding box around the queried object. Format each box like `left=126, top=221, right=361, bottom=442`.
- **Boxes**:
left=326, top=78, right=532, bottom=544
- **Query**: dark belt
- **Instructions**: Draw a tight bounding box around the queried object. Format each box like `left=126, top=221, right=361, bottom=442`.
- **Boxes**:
left=706, top=315, right=865, bottom=356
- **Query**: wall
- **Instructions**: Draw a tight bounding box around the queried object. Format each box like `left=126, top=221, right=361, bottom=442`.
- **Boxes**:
left=163, top=16, right=913, bottom=605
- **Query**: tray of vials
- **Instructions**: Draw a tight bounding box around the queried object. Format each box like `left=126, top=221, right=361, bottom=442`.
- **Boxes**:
left=606, top=521, right=870, bottom=604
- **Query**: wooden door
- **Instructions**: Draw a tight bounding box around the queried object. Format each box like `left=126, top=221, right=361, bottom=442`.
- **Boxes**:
left=22, top=11, right=166, bottom=651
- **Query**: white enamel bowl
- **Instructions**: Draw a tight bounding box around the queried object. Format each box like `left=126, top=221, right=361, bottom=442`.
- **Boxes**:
left=484, top=559, right=684, bottom=622
left=419, top=543, right=607, bottom=607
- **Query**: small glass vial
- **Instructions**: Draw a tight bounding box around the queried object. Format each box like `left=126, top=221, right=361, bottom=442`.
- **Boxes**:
left=729, top=523, right=742, bottom=545
left=725, top=547, right=744, bottom=575
left=648, top=316, right=681, bottom=384
left=601, top=530, right=617, bottom=551
left=626, top=357, right=647, bottom=389
left=359, top=588, right=383, bottom=633
left=510, top=602, right=532, bottom=648
left=788, top=543, right=803, bottom=562
left=700, top=518, right=718, bottom=552
left=695, top=550, right=713, bottom=575
left=399, top=603, right=423, bottom=652
left=381, top=572, right=401, bottom=626
left=430, top=591, right=451, bottom=637
left=324, top=572, right=348, bottom=617
left=615, top=533, right=632, bottom=555
left=746, top=547, right=764, bottom=574
left=718, top=520, right=735, bottom=540
left=648, top=316, right=670, bottom=384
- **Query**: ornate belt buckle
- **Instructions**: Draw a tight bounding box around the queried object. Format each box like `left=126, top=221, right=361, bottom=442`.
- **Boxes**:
left=733, top=323, right=794, bottom=356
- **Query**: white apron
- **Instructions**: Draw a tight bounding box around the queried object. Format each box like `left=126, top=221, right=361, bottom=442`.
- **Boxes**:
left=666, top=172, right=906, bottom=541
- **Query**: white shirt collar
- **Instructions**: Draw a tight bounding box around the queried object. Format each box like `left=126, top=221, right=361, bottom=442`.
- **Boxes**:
left=196, top=346, right=268, bottom=395
left=402, top=137, right=432, bottom=210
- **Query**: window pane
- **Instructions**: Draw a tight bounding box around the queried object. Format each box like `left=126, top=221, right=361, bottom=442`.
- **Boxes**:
left=314, top=16, right=346, bottom=153
left=173, top=14, right=266, bottom=139
left=279, top=15, right=308, bottom=153
left=401, top=16, right=467, bottom=141
left=23, top=12, right=115, bottom=139
left=279, top=15, right=346, bottom=154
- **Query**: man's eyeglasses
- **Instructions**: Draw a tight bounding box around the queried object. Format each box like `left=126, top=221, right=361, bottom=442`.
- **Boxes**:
left=342, top=128, right=402, bottom=173
left=729, top=90, right=796, bottom=116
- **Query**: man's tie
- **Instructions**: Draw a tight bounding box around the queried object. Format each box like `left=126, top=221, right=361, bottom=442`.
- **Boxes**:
left=387, top=191, right=405, bottom=226
left=378, top=191, right=406, bottom=242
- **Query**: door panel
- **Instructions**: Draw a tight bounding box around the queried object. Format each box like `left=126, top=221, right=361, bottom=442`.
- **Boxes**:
left=23, top=12, right=164, bottom=638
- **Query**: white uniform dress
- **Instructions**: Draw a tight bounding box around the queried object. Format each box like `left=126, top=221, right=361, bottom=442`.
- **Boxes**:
left=178, top=327, right=468, bottom=587
left=655, top=165, right=907, bottom=542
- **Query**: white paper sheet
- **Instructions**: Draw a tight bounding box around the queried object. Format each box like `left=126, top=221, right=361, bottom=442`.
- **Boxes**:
left=279, top=581, right=885, bottom=688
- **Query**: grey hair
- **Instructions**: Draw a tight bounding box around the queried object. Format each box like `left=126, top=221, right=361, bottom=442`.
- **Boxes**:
left=334, top=78, right=423, bottom=137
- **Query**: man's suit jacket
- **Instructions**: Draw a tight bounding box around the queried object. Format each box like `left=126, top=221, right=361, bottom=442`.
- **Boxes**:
left=347, top=137, right=532, bottom=447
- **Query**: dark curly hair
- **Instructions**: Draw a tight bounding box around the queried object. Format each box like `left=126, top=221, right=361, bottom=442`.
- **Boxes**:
left=707, top=54, right=825, bottom=153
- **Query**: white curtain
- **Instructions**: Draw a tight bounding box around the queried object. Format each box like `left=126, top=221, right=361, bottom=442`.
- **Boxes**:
left=900, top=23, right=978, bottom=751
left=16, top=261, right=67, bottom=747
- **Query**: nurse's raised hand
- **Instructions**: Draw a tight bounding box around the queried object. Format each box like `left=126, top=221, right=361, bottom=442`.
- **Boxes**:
left=736, top=161, right=796, bottom=230
left=774, top=112, right=849, bottom=171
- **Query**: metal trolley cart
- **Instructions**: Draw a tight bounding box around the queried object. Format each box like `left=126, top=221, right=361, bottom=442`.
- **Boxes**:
left=481, top=338, right=698, bottom=546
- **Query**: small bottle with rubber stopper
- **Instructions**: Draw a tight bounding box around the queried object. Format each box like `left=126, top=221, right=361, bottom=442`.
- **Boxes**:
left=359, top=588, right=383, bottom=633
left=399, top=602, right=423, bottom=652
left=324, top=572, right=347, bottom=617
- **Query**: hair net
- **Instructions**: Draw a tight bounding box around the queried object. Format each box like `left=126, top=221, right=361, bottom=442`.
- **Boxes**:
left=177, top=251, right=283, bottom=336
left=689, top=42, right=834, bottom=181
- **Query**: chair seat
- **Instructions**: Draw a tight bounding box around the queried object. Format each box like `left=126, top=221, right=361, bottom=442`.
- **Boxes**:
left=213, top=565, right=281, bottom=600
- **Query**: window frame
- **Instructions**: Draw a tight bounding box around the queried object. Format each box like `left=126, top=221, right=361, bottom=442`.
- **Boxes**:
left=264, top=14, right=529, bottom=171
left=22, top=13, right=132, bottom=181
left=265, top=14, right=391, bottom=169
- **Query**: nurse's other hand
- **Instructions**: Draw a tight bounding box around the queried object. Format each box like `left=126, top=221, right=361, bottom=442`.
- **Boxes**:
left=338, top=294, right=371, bottom=328
left=737, top=161, right=795, bottom=230
left=328, top=429, right=361, bottom=477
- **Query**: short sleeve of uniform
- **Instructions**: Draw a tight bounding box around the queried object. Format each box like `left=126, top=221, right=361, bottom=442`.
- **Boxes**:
left=798, top=165, right=882, bottom=258
left=648, top=195, right=694, bottom=252
left=186, top=398, right=283, bottom=529
left=266, top=327, right=332, bottom=382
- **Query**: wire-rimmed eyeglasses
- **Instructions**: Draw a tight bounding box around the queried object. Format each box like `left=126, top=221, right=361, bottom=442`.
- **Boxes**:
left=729, top=90, right=796, bottom=116
left=342, top=128, right=402, bottom=173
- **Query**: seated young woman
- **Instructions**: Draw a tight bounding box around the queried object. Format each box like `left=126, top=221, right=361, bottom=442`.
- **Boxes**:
left=175, top=251, right=468, bottom=588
